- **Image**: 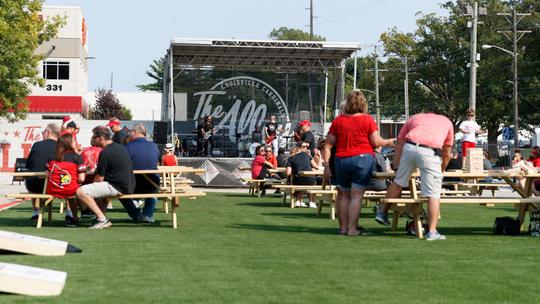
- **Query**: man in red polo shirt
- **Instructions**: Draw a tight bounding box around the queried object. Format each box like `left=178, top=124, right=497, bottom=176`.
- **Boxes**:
left=375, top=112, right=454, bottom=241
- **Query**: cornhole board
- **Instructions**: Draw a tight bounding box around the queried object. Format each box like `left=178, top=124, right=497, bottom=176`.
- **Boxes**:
left=0, top=230, right=67, bottom=256
left=0, top=262, right=67, bottom=296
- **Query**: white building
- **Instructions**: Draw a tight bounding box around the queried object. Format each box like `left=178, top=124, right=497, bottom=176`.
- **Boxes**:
left=27, top=6, right=89, bottom=120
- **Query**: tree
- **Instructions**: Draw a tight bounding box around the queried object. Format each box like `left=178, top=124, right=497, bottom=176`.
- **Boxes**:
left=0, top=0, right=65, bottom=121
left=268, top=26, right=326, bottom=41
left=91, top=88, right=132, bottom=120
left=136, top=57, right=165, bottom=92
left=376, top=0, right=533, bottom=149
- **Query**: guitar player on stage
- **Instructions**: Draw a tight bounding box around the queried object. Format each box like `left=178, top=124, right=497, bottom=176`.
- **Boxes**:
left=263, top=115, right=282, bottom=156
left=197, top=115, right=215, bottom=157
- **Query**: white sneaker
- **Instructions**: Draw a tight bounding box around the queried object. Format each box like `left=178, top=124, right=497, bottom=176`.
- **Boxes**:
left=294, top=201, right=307, bottom=208
left=308, top=202, right=317, bottom=208
left=137, top=214, right=155, bottom=223
left=142, top=215, right=155, bottom=223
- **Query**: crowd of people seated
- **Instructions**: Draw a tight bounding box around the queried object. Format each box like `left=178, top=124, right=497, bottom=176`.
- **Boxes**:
left=24, top=117, right=177, bottom=229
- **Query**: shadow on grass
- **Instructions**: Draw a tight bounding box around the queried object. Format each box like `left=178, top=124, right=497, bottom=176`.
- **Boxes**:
left=260, top=212, right=320, bottom=219
left=236, top=202, right=284, bottom=208
left=229, top=223, right=338, bottom=235
left=0, top=216, right=168, bottom=229
left=229, top=223, right=396, bottom=236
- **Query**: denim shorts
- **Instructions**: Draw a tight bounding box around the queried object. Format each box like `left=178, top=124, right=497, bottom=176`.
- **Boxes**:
left=334, top=154, right=374, bottom=191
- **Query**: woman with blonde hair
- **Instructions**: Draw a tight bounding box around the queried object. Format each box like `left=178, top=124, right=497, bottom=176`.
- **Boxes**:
left=323, top=89, right=394, bottom=236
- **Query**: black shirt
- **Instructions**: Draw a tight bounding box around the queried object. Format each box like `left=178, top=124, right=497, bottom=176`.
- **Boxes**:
left=444, top=158, right=463, bottom=183
left=96, top=142, right=136, bottom=194
left=197, top=122, right=214, bottom=138
left=286, top=152, right=312, bottom=176
left=277, top=154, right=287, bottom=168
left=26, top=139, right=57, bottom=172
left=265, top=122, right=277, bottom=136
left=112, top=127, right=130, bottom=145
left=301, top=131, right=316, bottom=155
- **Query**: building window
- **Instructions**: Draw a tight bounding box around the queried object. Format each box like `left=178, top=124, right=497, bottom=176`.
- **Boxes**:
left=43, top=61, right=69, bottom=80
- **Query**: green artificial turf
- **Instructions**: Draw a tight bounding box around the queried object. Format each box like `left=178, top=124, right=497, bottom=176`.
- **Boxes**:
left=0, top=193, right=539, bottom=304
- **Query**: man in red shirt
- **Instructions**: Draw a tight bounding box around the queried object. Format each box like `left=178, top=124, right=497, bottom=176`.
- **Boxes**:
left=375, top=112, right=454, bottom=241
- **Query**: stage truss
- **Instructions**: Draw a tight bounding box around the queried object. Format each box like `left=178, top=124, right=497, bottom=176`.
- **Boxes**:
left=162, top=38, right=360, bottom=142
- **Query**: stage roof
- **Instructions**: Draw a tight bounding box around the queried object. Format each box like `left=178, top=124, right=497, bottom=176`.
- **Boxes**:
left=169, top=38, right=360, bottom=72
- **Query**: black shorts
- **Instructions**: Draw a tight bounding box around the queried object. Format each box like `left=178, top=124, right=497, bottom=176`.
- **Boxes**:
left=293, top=176, right=316, bottom=186
left=25, top=178, right=44, bottom=194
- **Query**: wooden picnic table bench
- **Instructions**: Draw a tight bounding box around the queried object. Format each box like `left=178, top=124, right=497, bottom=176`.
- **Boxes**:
left=4, top=167, right=206, bottom=229
left=372, top=170, right=540, bottom=238
left=459, top=182, right=507, bottom=196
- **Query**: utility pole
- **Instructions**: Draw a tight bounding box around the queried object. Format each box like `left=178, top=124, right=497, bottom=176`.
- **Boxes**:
left=404, top=56, right=409, bottom=120
left=353, top=51, right=357, bottom=89
left=309, top=0, right=313, bottom=40
left=459, top=1, right=486, bottom=112
left=497, top=4, right=531, bottom=149
left=469, top=1, right=479, bottom=112
left=374, top=45, right=381, bottom=130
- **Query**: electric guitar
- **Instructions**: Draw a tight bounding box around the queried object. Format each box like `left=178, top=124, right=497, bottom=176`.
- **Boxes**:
left=264, top=126, right=284, bottom=144
left=202, top=125, right=222, bottom=140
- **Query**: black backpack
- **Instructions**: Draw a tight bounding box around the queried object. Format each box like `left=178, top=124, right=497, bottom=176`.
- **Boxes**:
left=493, top=217, right=521, bottom=236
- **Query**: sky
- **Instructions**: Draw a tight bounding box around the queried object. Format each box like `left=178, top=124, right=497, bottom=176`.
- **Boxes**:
left=44, top=0, right=448, bottom=92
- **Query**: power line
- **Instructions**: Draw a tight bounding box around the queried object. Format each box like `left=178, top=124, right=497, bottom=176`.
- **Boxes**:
left=317, top=0, right=389, bottom=24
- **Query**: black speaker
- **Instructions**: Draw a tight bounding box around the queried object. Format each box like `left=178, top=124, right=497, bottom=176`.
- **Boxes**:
left=153, top=122, right=168, bottom=144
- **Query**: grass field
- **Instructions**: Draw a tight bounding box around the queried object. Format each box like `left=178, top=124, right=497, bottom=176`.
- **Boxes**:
left=0, top=192, right=539, bottom=304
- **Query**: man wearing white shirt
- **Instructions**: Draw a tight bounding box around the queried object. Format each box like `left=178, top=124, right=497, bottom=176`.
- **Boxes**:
left=459, top=109, right=483, bottom=163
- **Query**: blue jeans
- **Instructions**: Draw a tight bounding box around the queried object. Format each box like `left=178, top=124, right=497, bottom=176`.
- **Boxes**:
left=334, top=153, right=374, bottom=190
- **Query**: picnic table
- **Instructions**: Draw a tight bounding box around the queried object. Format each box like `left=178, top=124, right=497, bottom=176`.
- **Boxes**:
left=4, top=166, right=205, bottom=229
left=372, top=170, right=540, bottom=238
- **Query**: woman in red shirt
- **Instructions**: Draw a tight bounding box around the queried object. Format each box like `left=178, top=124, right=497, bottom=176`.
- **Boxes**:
left=251, top=145, right=274, bottom=179
left=323, top=89, right=394, bottom=236
left=46, top=133, right=86, bottom=226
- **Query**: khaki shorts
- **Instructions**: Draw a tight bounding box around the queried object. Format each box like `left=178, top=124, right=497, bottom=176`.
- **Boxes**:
left=394, top=143, right=443, bottom=199
left=79, top=181, right=121, bottom=199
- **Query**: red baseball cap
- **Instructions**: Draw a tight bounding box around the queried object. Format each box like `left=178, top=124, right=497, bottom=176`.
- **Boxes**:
left=106, top=118, right=121, bottom=127
left=298, top=120, right=311, bottom=127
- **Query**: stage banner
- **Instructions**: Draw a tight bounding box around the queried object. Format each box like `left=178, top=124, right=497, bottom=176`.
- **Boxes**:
left=174, top=71, right=325, bottom=146
left=178, top=157, right=252, bottom=187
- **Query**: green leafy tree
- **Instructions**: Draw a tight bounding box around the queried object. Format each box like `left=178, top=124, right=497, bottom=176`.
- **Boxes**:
left=136, top=57, right=165, bottom=92
left=376, top=0, right=533, bottom=149
left=268, top=26, right=326, bottom=41
left=0, top=0, right=65, bottom=121
left=91, top=88, right=132, bottom=120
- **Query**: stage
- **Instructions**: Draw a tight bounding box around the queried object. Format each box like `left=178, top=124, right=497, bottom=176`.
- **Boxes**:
left=178, top=157, right=253, bottom=187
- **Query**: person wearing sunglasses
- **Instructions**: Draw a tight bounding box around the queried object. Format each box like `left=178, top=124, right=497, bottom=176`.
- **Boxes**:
left=264, top=146, right=278, bottom=169
left=459, top=109, right=485, bottom=164
left=251, top=145, right=275, bottom=195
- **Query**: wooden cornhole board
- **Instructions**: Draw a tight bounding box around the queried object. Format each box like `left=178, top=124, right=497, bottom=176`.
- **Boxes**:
left=0, top=262, right=67, bottom=296
left=0, top=230, right=68, bottom=256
